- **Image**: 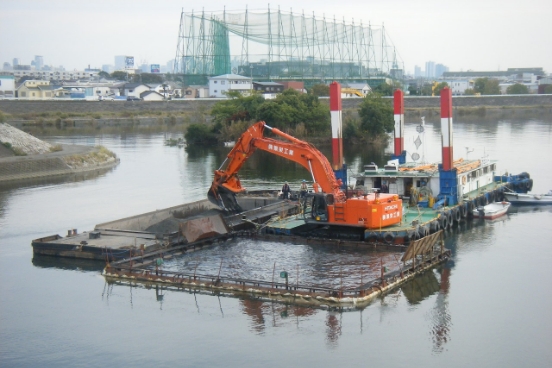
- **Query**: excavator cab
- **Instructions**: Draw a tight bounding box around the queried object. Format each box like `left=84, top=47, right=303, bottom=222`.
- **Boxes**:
left=310, top=194, right=328, bottom=222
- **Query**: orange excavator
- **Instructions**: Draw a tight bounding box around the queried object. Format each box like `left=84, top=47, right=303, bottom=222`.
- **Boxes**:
left=207, top=121, right=403, bottom=229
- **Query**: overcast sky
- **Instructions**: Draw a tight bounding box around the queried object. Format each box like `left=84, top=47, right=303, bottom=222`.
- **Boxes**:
left=1, top=0, right=551, bottom=75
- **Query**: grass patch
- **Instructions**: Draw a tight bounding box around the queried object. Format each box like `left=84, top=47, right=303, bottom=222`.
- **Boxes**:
left=50, top=144, right=63, bottom=152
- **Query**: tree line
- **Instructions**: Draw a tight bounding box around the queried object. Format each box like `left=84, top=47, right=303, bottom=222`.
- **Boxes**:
left=185, top=88, right=394, bottom=146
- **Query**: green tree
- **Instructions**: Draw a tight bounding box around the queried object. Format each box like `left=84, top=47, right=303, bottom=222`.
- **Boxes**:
left=210, top=89, right=329, bottom=136
left=420, top=84, right=433, bottom=96
left=358, top=93, right=394, bottom=137
left=544, top=85, right=552, bottom=94
left=98, top=71, right=110, bottom=79
left=433, top=82, right=449, bottom=96
left=184, top=123, right=218, bottom=145
left=474, top=77, right=500, bottom=95
left=211, top=91, right=265, bottom=124
left=140, top=73, right=163, bottom=84
left=464, top=88, right=476, bottom=95
left=310, top=83, right=329, bottom=96
left=506, top=83, right=529, bottom=94
left=111, top=71, right=129, bottom=81
left=373, top=82, right=393, bottom=96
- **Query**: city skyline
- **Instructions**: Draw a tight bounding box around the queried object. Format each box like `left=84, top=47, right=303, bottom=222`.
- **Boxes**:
left=1, top=0, right=550, bottom=76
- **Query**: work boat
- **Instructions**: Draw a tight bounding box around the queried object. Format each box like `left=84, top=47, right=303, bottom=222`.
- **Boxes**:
left=472, top=201, right=511, bottom=219
left=352, top=156, right=521, bottom=243
left=504, top=190, right=552, bottom=205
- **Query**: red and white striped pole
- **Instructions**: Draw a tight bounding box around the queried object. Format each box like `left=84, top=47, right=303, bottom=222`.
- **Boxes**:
left=393, top=89, right=404, bottom=157
left=440, top=87, right=453, bottom=171
left=329, top=81, right=343, bottom=170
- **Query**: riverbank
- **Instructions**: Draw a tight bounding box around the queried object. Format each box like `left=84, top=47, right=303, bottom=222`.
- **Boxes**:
left=0, top=123, right=119, bottom=183
left=1, top=94, right=551, bottom=120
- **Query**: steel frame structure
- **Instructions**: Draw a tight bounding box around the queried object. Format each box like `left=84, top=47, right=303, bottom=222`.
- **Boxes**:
left=174, top=6, right=403, bottom=85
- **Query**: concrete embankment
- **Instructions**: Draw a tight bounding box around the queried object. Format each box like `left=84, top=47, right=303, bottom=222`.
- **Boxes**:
left=2, top=95, right=551, bottom=130
left=1, top=95, right=551, bottom=116
left=0, top=144, right=119, bottom=182
left=0, top=123, right=119, bottom=183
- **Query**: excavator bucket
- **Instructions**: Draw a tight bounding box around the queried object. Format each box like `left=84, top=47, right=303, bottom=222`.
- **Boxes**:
left=207, top=185, right=243, bottom=213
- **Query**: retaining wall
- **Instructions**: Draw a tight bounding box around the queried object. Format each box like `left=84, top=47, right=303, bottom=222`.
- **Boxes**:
left=1, top=95, right=551, bottom=116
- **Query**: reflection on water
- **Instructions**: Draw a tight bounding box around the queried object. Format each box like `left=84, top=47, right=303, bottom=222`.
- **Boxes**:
left=32, top=254, right=104, bottom=272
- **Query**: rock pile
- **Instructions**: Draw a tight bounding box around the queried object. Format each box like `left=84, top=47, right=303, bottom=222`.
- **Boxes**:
left=0, top=123, right=54, bottom=155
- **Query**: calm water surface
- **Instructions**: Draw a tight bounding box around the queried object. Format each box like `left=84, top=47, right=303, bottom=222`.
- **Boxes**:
left=1, top=117, right=551, bottom=367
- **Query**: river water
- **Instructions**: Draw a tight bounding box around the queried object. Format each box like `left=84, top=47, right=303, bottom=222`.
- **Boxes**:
left=1, top=117, right=551, bottom=367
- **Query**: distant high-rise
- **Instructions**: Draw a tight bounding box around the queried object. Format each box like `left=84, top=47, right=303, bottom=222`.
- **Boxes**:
left=435, top=63, right=449, bottom=78
left=102, top=64, right=114, bottom=73
left=425, top=61, right=436, bottom=78
left=3, top=62, right=11, bottom=71
left=114, top=55, right=126, bottom=70
left=414, top=65, right=422, bottom=78
left=13, top=58, right=20, bottom=67
left=34, top=55, right=44, bottom=70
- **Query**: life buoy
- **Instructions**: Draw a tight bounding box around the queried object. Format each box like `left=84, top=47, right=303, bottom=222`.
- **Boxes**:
left=383, top=232, right=395, bottom=244
left=462, top=176, right=467, bottom=185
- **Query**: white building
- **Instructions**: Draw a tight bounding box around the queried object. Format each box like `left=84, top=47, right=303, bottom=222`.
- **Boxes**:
left=447, top=80, right=474, bottom=95
left=0, top=75, right=15, bottom=97
left=10, top=69, right=99, bottom=81
left=344, top=83, right=371, bottom=97
left=208, top=74, right=252, bottom=98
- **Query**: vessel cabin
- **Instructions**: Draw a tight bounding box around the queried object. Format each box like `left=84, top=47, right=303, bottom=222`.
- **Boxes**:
left=354, top=158, right=498, bottom=204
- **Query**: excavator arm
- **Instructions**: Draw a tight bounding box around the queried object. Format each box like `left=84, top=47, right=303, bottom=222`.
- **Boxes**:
left=208, top=121, right=344, bottom=211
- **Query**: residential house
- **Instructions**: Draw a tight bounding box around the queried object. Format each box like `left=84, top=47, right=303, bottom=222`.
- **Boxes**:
left=280, top=81, right=305, bottom=93
left=15, top=80, right=55, bottom=99
left=151, top=84, right=172, bottom=98
left=183, top=85, right=209, bottom=99
left=121, top=83, right=150, bottom=98
left=140, top=91, right=165, bottom=101
left=253, top=81, right=284, bottom=99
left=208, top=74, right=252, bottom=98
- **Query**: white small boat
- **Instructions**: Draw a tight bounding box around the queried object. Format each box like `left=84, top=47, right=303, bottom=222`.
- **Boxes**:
left=472, top=201, right=511, bottom=219
left=503, top=190, right=552, bottom=205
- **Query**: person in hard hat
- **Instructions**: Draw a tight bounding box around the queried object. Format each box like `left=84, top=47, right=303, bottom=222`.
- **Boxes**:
left=300, top=179, right=308, bottom=199
left=281, top=181, right=291, bottom=200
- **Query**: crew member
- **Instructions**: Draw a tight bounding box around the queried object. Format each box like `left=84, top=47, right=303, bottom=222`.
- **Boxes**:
left=281, top=181, right=291, bottom=199
left=300, top=179, right=308, bottom=198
